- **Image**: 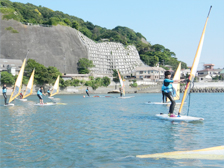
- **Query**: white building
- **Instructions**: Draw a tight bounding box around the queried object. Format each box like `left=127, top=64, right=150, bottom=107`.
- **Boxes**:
left=0, top=59, right=23, bottom=76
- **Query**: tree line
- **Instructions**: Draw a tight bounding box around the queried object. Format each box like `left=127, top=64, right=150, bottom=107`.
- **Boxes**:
left=0, top=0, right=187, bottom=71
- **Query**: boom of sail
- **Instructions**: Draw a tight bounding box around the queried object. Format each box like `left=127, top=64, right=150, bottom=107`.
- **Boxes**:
left=178, top=6, right=212, bottom=114
left=9, top=58, right=26, bottom=103
left=50, top=75, right=60, bottom=97
left=23, top=69, right=35, bottom=99
left=117, top=70, right=125, bottom=96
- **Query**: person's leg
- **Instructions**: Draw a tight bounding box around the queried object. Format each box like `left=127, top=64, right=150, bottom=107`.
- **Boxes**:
left=86, top=91, right=89, bottom=97
left=3, top=93, right=7, bottom=105
left=165, top=92, right=176, bottom=114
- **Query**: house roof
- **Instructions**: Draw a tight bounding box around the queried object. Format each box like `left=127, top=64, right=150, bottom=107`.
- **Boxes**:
left=204, top=64, right=214, bottom=66
left=197, top=69, right=222, bottom=72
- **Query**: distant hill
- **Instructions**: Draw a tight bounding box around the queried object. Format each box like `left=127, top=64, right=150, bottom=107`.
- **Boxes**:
left=0, top=0, right=187, bottom=70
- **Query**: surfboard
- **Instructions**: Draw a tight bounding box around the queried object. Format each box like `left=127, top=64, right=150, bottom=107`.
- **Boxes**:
left=48, top=97, right=54, bottom=99
left=155, top=113, right=204, bottom=122
left=34, top=103, right=56, bottom=106
left=4, top=103, right=14, bottom=106
left=118, top=96, right=134, bottom=99
left=16, top=98, right=27, bottom=101
left=146, top=102, right=181, bottom=105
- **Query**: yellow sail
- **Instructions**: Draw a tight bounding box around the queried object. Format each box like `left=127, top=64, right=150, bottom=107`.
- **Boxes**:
left=50, top=75, right=60, bottom=97
left=117, top=70, right=125, bottom=96
left=178, top=6, right=212, bottom=114
left=166, top=62, right=181, bottom=102
left=9, top=58, right=26, bottom=103
left=23, top=69, right=35, bottom=99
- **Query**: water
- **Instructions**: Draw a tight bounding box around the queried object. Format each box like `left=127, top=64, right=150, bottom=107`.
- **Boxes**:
left=1, top=93, right=224, bottom=167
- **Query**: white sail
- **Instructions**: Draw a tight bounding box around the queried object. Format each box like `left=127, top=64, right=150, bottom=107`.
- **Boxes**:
left=9, top=58, right=26, bottom=103
left=167, top=62, right=181, bottom=102
left=117, top=70, right=125, bottom=96
left=50, top=75, right=60, bottom=97
left=178, top=6, right=212, bottom=114
left=23, top=69, right=35, bottom=99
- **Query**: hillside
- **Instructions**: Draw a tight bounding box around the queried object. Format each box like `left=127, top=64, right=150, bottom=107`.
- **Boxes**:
left=0, top=0, right=187, bottom=71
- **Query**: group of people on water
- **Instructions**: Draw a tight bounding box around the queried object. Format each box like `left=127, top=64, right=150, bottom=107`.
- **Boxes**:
left=2, top=70, right=186, bottom=117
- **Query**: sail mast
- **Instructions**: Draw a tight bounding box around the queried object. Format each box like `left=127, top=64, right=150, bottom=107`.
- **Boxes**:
left=9, top=58, right=26, bottom=103
left=178, top=6, right=212, bottom=114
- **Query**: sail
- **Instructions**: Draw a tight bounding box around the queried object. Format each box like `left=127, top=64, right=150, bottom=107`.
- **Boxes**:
left=23, top=69, right=35, bottom=99
left=117, top=70, right=125, bottom=96
left=50, top=75, right=60, bottom=97
left=166, top=62, right=181, bottom=102
left=9, top=58, right=26, bottom=103
left=178, top=6, right=212, bottom=114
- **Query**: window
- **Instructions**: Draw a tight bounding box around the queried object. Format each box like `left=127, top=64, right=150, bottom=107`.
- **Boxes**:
left=140, top=71, right=143, bottom=74
left=151, top=70, right=153, bottom=73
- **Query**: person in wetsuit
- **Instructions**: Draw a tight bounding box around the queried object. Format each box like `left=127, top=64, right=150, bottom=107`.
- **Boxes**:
left=2, top=84, right=12, bottom=105
left=162, top=71, right=184, bottom=117
left=47, top=89, right=51, bottom=96
left=37, top=86, right=46, bottom=104
left=86, top=87, right=90, bottom=97
left=119, top=87, right=123, bottom=97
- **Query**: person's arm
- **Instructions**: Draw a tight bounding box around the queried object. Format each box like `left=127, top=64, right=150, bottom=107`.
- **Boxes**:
left=173, top=79, right=185, bottom=83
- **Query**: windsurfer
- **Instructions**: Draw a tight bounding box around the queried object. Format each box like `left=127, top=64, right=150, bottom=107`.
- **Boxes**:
left=2, top=84, right=12, bottom=105
left=47, top=89, right=51, bottom=96
left=37, top=86, right=46, bottom=104
left=162, top=71, right=184, bottom=117
left=86, top=87, right=90, bottom=97
left=119, top=87, right=123, bottom=97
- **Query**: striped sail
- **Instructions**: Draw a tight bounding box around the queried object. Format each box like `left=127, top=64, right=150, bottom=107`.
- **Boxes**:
left=166, top=62, right=181, bottom=102
left=50, top=75, right=60, bottom=97
left=178, top=6, right=212, bottom=114
left=9, top=58, right=26, bottom=103
left=23, top=69, right=35, bottom=99
left=117, top=70, right=125, bottom=96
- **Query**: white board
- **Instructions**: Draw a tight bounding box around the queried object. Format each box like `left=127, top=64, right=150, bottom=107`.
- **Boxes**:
left=48, top=97, right=54, bottom=99
left=155, top=113, right=204, bottom=122
left=18, top=99, right=27, bottom=101
left=146, top=102, right=181, bottom=105
left=4, top=103, right=14, bottom=106
left=118, top=96, right=133, bottom=99
left=34, top=103, right=55, bottom=106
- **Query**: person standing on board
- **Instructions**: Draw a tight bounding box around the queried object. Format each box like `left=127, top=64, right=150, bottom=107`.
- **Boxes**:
left=47, top=89, right=51, bottom=96
left=2, top=84, right=12, bottom=105
left=119, top=87, right=123, bottom=97
left=37, top=86, right=46, bottom=104
left=162, top=71, right=184, bottom=117
left=19, top=91, right=23, bottom=99
left=86, top=87, right=90, bottom=97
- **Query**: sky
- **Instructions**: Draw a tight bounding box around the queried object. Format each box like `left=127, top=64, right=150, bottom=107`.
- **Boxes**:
left=11, top=0, right=224, bottom=69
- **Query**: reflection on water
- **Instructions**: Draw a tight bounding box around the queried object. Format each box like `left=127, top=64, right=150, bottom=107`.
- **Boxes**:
left=0, top=93, right=224, bottom=167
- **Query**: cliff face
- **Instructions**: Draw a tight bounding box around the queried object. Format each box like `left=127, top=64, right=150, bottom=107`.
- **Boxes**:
left=0, top=13, right=88, bottom=73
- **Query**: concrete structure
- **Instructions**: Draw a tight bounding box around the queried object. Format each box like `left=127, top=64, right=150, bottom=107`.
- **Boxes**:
left=0, top=59, right=22, bottom=75
left=77, top=31, right=144, bottom=75
left=134, top=66, right=165, bottom=81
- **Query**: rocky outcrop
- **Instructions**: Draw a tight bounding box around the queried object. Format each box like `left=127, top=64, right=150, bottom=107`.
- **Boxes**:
left=0, top=13, right=88, bottom=73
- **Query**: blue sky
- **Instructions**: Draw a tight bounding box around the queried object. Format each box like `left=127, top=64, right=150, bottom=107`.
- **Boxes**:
left=12, top=0, right=224, bottom=69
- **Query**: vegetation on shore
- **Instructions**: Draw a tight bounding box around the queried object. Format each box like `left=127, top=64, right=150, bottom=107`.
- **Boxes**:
left=0, top=59, right=111, bottom=90
left=0, top=0, right=187, bottom=70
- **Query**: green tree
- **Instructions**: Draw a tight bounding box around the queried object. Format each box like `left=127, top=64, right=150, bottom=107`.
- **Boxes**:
left=1, top=71, right=15, bottom=84
left=102, top=76, right=110, bottom=87
left=72, top=21, right=79, bottom=30
left=77, top=58, right=94, bottom=74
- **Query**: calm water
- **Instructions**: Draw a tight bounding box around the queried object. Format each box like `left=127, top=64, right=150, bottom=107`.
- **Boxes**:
left=1, top=93, right=224, bottom=168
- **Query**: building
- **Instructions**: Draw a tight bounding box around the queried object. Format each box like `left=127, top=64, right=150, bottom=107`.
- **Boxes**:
left=197, top=64, right=222, bottom=78
left=0, top=59, right=23, bottom=76
left=135, top=66, right=165, bottom=81
left=77, top=31, right=144, bottom=75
